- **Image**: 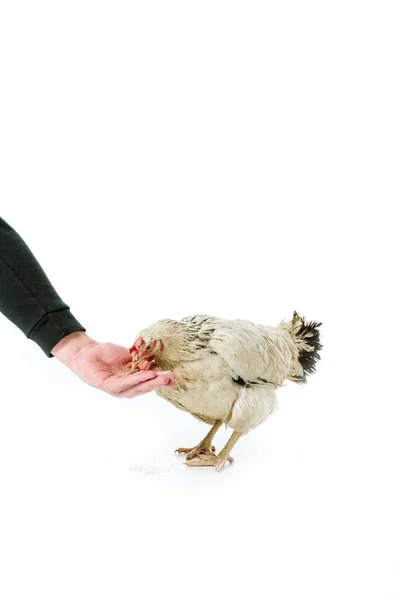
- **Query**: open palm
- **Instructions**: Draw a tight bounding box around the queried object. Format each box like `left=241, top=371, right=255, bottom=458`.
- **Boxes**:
left=67, top=340, right=176, bottom=398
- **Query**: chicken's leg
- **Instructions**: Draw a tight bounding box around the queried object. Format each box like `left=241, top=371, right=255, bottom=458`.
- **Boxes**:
left=186, top=430, right=243, bottom=471
left=175, top=422, right=222, bottom=460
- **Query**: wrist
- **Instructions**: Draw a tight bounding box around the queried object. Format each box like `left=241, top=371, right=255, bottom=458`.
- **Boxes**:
left=51, top=331, right=98, bottom=366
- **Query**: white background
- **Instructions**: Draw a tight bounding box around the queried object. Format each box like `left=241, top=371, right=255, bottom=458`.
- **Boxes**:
left=1, top=1, right=399, bottom=599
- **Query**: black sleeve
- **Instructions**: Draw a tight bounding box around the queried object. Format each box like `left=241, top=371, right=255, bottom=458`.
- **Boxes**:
left=0, top=217, right=85, bottom=356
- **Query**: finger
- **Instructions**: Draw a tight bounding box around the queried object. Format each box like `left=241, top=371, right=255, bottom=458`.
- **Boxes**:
left=165, top=373, right=177, bottom=386
left=103, top=370, right=158, bottom=395
left=117, top=373, right=176, bottom=398
left=116, top=381, right=163, bottom=398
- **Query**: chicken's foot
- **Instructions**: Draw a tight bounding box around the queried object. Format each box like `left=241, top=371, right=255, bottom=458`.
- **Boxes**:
left=186, top=430, right=243, bottom=471
left=175, top=421, right=222, bottom=460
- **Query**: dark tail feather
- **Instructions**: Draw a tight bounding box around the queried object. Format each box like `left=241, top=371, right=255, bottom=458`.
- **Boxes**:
left=284, top=312, right=322, bottom=383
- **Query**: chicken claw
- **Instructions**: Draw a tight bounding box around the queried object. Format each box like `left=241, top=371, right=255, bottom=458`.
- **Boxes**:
left=185, top=455, right=234, bottom=472
left=185, top=430, right=242, bottom=471
left=175, top=444, right=216, bottom=460
left=175, top=422, right=222, bottom=460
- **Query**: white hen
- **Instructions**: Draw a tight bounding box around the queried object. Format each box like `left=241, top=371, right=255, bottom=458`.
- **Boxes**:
left=130, top=312, right=322, bottom=471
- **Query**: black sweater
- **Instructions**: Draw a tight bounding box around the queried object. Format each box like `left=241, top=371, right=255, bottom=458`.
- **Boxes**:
left=0, top=217, right=85, bottom=355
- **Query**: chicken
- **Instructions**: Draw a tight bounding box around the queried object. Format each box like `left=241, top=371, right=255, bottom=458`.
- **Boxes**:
left=130, top=312, right=322, bottom=471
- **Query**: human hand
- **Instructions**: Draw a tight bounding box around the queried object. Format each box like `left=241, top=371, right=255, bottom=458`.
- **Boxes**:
left=51, top=331, right=176, bottom=398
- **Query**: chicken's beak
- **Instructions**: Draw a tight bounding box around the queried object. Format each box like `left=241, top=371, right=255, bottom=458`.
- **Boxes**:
left=129, top=338, right=164, bottom=371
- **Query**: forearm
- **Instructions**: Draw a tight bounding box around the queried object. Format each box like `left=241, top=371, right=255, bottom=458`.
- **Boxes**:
left=0, top=217, right=85, bottom=355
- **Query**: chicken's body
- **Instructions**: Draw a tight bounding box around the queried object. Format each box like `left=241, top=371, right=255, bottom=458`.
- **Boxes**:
left=131, top=313, right=321, bottom=470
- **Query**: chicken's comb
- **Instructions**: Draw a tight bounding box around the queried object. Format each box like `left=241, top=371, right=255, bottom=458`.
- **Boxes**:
left=129, top=336, right=143, bottom=356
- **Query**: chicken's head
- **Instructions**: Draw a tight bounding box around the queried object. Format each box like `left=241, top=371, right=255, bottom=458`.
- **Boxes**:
left=130, top=319, right=196, bottom=372
left=129, top=336, right=164, bottom=372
